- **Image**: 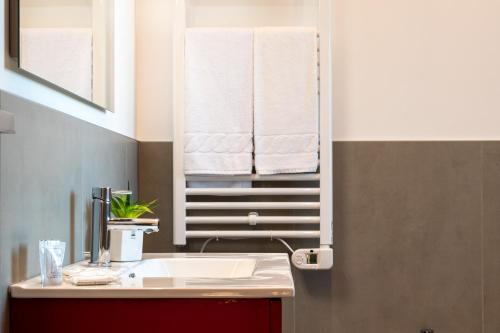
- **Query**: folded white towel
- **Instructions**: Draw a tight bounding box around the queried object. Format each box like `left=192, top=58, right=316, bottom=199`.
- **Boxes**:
left=67, top=275, right=119, bottom=286
left=20, top=28, right=93, bottom=100
left=254, top=27, right=319, bottom=175
left=184, top=28, right=254, bottom=175
left=64, top=266, right=121, bottom=286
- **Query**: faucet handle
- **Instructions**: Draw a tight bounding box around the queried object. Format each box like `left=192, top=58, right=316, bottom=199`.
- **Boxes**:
left=92, top=187, right=112, bottom=202
left=111, top=190, right=133, bottom=196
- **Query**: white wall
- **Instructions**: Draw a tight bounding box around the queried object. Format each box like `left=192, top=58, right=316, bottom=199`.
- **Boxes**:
left=135, top=0, right=171, bottom=141
left=1, top=0, right=136, bottom=139
left=136, top=0, right=500, bottom=142
left=20, top=0, right=92, bottom=28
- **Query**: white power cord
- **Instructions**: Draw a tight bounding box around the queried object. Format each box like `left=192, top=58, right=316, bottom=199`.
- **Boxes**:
left=274, top=238, right=294, bottom=254
left=200, top=237, right=217, bottom=253
left=199, top=237, right=294, bottom=254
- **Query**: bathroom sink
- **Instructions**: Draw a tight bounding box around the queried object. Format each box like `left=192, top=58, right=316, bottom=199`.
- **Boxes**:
left=134, top=257, right=256, bottom=278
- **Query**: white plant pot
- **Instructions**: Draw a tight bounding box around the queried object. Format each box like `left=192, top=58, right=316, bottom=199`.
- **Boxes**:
left=109, top=229, right=144, bottom=262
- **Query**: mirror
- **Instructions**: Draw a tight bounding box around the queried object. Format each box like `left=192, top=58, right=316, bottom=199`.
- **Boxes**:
left=10, top=0, right=114, bottom=111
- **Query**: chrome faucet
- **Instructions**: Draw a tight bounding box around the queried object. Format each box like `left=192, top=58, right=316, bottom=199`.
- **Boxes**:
left=90, top=187, right=112, bottom=266
left=90, top=187, right=134, bottom=266
left=89, top=186, right=159, bottom=266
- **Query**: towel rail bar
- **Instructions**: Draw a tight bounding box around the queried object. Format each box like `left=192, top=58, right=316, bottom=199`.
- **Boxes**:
left=186, top=202, right=320, bottom=210
left=186, top=188, right=320, bottom=196
left=186, top=216, right=320, bottom=224
left=186, top=230, right=320, bottom=239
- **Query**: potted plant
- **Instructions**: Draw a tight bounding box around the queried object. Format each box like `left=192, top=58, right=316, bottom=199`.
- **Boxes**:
left=111, top=194, right=157, bottom=219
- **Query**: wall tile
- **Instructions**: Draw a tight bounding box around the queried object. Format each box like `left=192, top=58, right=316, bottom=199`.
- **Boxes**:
left=482, top=142, right=500, bottom=333
left=80, top=125, right=137, bottom=248
left=139, top=142, right=175, bottom=252
left=0, top=91, right=137, bottom=333
left=327, top=142, right=482, bottom=333
left=139, top=141, right=484, bottom=333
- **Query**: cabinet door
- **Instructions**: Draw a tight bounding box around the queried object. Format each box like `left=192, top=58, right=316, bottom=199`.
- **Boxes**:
left=11, top=298, right=282, bottom=333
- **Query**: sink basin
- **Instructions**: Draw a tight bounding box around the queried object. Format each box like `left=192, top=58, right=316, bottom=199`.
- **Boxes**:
left=134, top=257, right=257, bottom=278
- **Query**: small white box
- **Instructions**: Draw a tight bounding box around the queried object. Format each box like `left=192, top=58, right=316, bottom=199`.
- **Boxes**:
left=109, top=229, right=144, bottom=262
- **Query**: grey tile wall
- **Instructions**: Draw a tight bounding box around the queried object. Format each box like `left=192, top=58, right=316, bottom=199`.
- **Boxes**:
left=140, top=142, right=174, bottom=253
left=0, top=91, right=137, bottom=333
left=0, top=91, right=497, bottom=333
left=139, top=141, right=496, bottom=333
left=482, top=143, right=500, bottom=333
left=326, top=142, right=482, bottom=333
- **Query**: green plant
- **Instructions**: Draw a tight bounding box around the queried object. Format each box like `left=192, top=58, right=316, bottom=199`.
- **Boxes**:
left=111, top=194, right=157, bottom=219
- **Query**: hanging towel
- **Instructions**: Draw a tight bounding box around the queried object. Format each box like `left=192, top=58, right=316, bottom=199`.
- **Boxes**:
left=184, top=28, right=254, bottom=175
left=254, top=27, right=319, bottom=175
left=20, top=28, right=93, bottom=100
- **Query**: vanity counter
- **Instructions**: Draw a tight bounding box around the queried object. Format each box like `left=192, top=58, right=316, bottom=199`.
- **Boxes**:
left=10, top=253, right=294, bottom=299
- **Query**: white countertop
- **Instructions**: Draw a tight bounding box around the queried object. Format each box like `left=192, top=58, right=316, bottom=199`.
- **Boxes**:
left=10, top=253, right=294, bottom=299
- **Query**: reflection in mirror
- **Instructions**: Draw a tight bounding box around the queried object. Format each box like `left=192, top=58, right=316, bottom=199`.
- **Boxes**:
left=17, top=0, right=114, bottom=110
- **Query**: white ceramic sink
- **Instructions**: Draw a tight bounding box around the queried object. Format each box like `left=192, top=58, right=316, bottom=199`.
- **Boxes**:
left=134, top=257, right=257, bottom=278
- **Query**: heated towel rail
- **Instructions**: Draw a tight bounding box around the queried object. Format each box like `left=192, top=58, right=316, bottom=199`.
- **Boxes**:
left=173, top=0, right=333, bottom=269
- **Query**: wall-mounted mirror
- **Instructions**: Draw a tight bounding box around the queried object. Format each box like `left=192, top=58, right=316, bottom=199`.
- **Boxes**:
left=10, top=0, right=114, bottom=111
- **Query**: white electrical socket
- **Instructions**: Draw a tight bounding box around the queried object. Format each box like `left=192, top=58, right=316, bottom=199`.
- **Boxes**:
left=291, top=247, right=333, bottom=270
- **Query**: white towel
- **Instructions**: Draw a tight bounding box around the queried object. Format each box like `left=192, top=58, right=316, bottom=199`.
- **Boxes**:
left=254, top=27, right=319, bottom=175
left=184, top=28, right=254, bottom=175
left=67, top=275, right=119, bottom=286
left=63, top=267, right=120, bottom=286
left=20, top=28, right=93, bottom=100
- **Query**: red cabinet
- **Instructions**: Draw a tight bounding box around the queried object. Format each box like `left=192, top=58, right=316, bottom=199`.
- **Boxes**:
left=10, top=298, right=282, bottom=333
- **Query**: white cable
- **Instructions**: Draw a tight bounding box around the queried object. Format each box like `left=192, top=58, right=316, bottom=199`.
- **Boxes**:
left=199, top=237, right=295, bottom=254
left=200, top=237, right=217, bottom=253
left=274, top=238, right=295, bottom=254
